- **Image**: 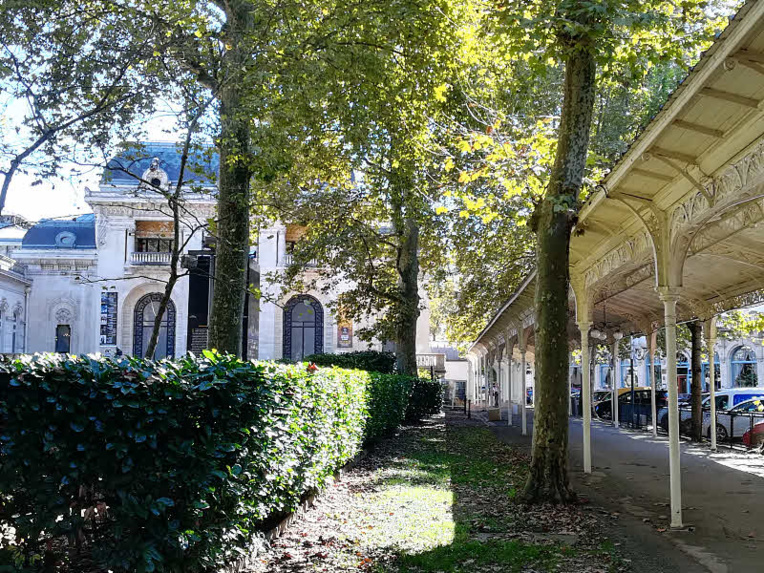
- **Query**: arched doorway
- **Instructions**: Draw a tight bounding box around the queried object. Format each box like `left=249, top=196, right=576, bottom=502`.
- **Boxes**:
left=133, top=293, right=176, bottom=359
left=283, top=295, right=323, bottom=362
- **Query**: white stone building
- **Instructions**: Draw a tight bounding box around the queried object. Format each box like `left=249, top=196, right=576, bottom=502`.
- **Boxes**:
left=254, top=221, right=431, bottom=361
left=13, top=143, right=216, bottom=358
left=4, top=143, right=431, bottom=360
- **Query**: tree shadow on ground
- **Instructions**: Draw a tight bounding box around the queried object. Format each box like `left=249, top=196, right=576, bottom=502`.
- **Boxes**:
left=355, top=414, right=611, bottom=573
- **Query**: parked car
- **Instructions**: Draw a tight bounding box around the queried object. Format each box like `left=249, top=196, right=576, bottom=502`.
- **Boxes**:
left=592, top=390, right=611, bottom=403
left=742, top=420, right=764, bottom=447
left=594, top=387, right=667, bottom=420
left=705, top=397, right=764, bottom=441
left=659, top=389, right=764, bottom=433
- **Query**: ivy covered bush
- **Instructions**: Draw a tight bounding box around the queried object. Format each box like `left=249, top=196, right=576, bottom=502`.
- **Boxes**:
left=303, top=350, right=396, bottom=374
left=0, top=353, right=429, bottom=572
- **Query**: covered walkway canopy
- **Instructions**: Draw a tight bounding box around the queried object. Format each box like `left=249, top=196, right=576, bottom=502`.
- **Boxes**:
left=468, top=0, right=764, bottom=529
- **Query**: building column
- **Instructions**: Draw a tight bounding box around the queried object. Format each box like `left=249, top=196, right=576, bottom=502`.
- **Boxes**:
left=520, top=349, right=528, bottom=435
left=705, top=319, right=718, bottom=451
left=480, top=353, right=486, bottom=408
left=496, top=355, right=502, bottom=409
left=612, top=336, right=622, bottom=428
left=660, top=288, right=683, bottom=529
left=579, top=321, right=592, bottom=474
left=467, top=357, right=473, bottom=402
left=507, top=355, right=514, bottom=426
left=649, top=330, right=658, bottom=438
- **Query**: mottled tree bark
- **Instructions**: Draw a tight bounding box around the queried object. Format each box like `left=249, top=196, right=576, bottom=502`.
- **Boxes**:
left=208, top=2, right=253, bottom=356
left=522, top=34, right=596, bottom=504
left=395, top=217, right=420, bottom=375
left=690, top=321, right=703, bottom=442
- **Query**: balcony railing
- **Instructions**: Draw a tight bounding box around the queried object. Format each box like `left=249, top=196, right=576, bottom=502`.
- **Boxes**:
left=130, top=252, right=172, bottom=265
left=280, top=253, right=318, bottom=267
left=416, top=353, right=447, bottom=374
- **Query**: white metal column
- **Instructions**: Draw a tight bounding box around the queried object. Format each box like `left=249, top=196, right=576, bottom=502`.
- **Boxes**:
left=706, top=319, right=718, bottom=451
left=520, top=350, right=527, bottom=436
left=612, top=337, right=621, bottom=428
left=660, top=289, right=683, bottom=529
left=579, top=321, right=592, bottom=473
left=649, top=330, right=658, bottom=438
left=507, top=356, right=514, bottom=426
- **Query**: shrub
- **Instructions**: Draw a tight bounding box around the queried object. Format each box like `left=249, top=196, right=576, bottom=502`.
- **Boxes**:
left=406, top=377, right=444, bottom=422
left=0, top=353, right=369, bottom=572
left=0, top=353, right=437, bottom=572
left=364, top=373, right=412, bottom=442
left=303, top=350, right=396, bottom=374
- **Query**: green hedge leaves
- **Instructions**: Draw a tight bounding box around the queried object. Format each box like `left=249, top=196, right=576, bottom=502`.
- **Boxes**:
left=302, top=350, right=396, bottom=374
left=0, top=353, right=441, bottom=572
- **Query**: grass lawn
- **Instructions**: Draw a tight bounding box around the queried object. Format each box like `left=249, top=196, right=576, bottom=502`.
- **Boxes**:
left=253, top=413, right=627, bottom=572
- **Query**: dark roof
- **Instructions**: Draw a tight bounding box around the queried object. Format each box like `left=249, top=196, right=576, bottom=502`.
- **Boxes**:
left=102, top=142, right=219, bottom=185
left=21, top=214, right=96, bottom=250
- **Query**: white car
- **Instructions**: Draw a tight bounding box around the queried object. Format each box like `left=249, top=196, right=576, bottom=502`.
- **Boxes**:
left=704, top=397, right=764, bottom=441
left=659, top=389, right=764, bottom=433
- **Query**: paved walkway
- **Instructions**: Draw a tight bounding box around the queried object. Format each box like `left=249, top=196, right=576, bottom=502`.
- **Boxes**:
left=476, top=407, right=764, bottom=573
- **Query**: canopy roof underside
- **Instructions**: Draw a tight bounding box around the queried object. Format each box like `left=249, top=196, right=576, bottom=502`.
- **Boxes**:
left=472, top=0, right=764, bottom=355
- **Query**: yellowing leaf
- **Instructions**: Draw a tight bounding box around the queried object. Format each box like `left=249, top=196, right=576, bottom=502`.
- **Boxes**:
left=434, top=84, right=449, bottom=102
left=444, top=157, right=455, bottom=172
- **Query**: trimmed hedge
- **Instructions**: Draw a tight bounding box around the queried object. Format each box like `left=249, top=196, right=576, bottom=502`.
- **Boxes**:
left=0, top=353, right=425, bottom=572
left=303, top=350, right=396, bottom=374
left=406, top=377, right=445, bottom=422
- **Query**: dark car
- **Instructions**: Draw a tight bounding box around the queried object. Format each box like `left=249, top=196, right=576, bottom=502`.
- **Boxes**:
left=595, top=388, right=668, bottom=420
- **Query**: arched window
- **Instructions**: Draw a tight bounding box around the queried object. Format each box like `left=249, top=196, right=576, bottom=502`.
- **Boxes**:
left=10, top=309, right=19, bottom=353
left=732, top=346, right=758, bottom=387
left=133, top=293, right=176, bottom=359
left=283, top=295, right=323, bottom=362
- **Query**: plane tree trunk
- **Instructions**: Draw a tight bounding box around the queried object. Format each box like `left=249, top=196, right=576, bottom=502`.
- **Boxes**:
left=208, top=2, right=253, bottom=356
left=522, top=31, right=597, bottom=504
left=395, top=217, right=420, bottom=376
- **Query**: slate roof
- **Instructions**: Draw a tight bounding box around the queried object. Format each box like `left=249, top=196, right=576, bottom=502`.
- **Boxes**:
left=21, top=214, right=96, bottom=250
left=102, top=142, right=219, bottom=185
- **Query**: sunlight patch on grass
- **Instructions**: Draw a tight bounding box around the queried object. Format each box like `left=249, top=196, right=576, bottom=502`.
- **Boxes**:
left=354, top=484, right=455, bottom=553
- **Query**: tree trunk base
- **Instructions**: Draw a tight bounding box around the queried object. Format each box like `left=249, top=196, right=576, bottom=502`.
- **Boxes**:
left=521, top=472, right=577, bottom=505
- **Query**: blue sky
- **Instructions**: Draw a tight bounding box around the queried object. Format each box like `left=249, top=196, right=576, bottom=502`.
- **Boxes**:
left=1, top=97, right=186, bottom=221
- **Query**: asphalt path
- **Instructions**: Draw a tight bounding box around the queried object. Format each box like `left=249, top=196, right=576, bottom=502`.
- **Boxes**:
left=491, top=409, right=764, bottom=573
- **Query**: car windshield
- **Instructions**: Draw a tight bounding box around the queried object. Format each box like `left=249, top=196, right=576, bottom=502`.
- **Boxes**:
left=733, top=398, right=764, bottom=413
left=701, top=394, right=729, bottom=410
